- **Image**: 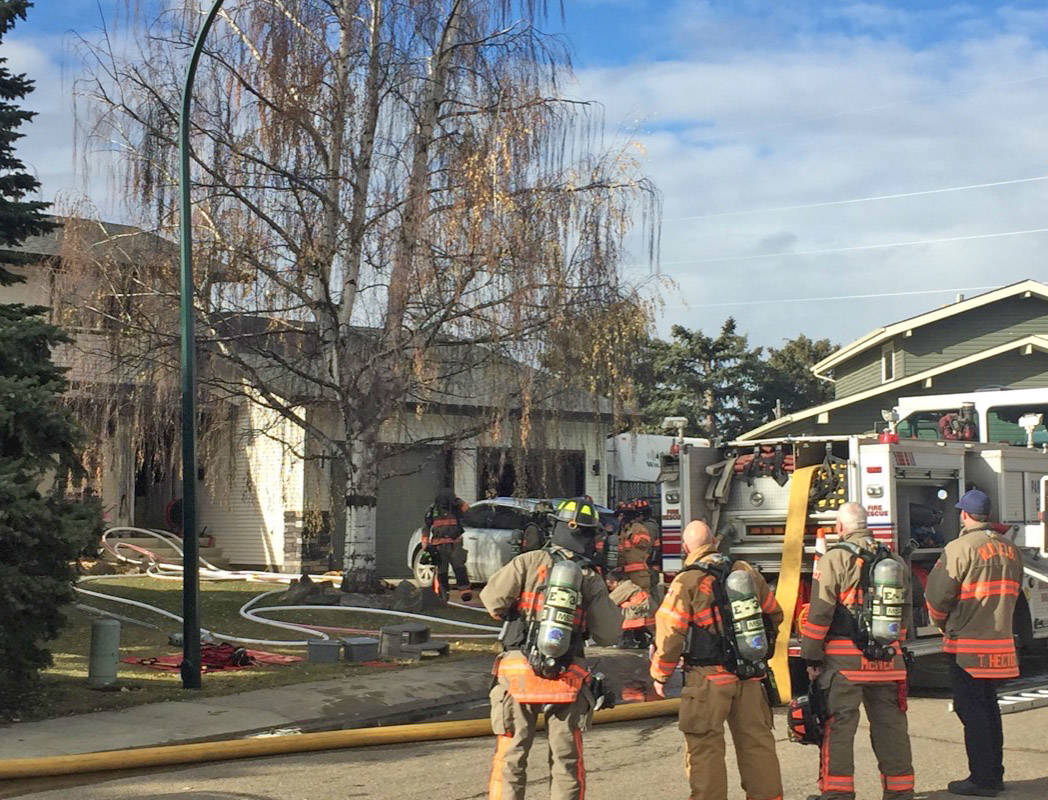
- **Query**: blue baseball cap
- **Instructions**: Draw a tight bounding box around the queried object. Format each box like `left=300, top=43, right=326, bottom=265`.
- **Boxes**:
left=956, top=489, right=991, bottom=516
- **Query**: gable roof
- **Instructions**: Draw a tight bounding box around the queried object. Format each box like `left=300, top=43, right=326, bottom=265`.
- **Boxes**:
left=812, top=280, right=1048, bottom=378
left=0, top=215, right=175, bottom=264
left=740, top=333, right=1048, bottom=441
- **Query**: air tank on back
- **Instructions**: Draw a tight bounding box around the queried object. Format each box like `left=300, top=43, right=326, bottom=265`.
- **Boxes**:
left=535, top=558, right=584, bottom=672
left=869, top=557, right=906, bottom=644
left=725, top=568, right=769, bottom=664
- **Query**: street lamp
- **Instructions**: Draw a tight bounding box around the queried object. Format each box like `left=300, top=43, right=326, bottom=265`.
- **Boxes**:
left=178, top=0, right=226, bottom=690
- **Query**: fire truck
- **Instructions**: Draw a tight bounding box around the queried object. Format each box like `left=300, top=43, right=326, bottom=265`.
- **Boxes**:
left=657, top=411, right=1048, bottom=691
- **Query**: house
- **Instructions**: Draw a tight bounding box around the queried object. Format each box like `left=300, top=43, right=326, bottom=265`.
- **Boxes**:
left=1, top=217, right=616, bottom=576
left=738, top=280, right=1048, bottom=440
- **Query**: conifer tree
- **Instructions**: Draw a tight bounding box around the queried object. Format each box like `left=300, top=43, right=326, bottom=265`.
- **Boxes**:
left=0, top=0, right=100, bottom=712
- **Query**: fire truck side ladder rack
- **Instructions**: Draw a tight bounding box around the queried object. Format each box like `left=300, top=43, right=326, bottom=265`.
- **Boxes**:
left=996, top=680, right=1048, bottom=715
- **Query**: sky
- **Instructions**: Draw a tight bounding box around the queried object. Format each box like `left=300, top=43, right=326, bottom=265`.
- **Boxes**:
left=7, top=0, right=1048, bottom=349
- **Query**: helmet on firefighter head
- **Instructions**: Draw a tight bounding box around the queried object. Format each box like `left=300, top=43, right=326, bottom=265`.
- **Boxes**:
left=552, top=498, right=600, bottom=528
left=551, top=497, right=600, bottom=558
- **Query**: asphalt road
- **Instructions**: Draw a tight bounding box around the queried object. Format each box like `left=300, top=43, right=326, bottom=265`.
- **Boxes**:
left=6, top=697, right=1048, bottom=800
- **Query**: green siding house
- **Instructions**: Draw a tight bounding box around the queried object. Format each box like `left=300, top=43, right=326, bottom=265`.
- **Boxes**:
left=738, top=280, right=1048, bottom=440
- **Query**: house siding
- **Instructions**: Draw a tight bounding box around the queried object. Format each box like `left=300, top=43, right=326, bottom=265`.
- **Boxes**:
left=198, top=399, right=305, bottom=569
left=901, top=295, right=1048, bottom=375
left=834, top=345, right=884, bottom=399
left=772, top=348, right=1048, bottom=437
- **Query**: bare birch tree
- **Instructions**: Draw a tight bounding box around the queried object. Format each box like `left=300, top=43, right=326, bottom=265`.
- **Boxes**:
left=74, top=0, right=658, bottom=589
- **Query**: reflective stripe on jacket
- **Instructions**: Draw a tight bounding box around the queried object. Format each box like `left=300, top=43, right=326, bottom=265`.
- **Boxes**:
left=925, top=523, right=1023, bottom=679
left=422, top=499, right=468, bottom=546
left=494, top=651, right=590, bottom=703
left=620, top=520, right=653, bottom=571
left=609, top=579, right=655, bottom=629
left=800, top=529, right=912, bottom=683
left=650, top=544, right=783, bottom=685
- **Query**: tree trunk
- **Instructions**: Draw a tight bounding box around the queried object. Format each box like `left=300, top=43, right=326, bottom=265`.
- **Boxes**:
left=340, top=438, right=381, bottom=592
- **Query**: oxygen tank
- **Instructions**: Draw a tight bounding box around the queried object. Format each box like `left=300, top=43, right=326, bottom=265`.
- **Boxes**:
left=725, top=569, right=769, bottom=664
left=869, top=557, right=906, bottom=645
left=534, top=558, right=584, bottom=672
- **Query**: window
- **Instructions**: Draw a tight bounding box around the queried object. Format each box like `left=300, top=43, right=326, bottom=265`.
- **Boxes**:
left=881, top=342, right=895, bottom=383
left=987, top=407, right=1048, bottom=446
left=897, top=409, right=980, bottom=441
left=489, top=505, right=530, bottom=530
left=897, top=412, right=947, bottom=441
left=461, top=504, right=494, bottom=528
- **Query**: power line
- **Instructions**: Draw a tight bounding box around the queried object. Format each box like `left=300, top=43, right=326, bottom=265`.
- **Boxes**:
left=663, top=285, right=998, bottom=310
left=664, top=174, right=1048, bottom=222
left=657, top=226, right=1048, bottom=267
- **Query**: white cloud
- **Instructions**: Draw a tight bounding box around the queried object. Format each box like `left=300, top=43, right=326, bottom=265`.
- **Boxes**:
left=571, top=16, right=1048, bottom=346
left=5, top=31, right=122, bottom=220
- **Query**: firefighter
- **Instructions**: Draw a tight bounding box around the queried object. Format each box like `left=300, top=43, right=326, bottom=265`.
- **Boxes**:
left=606, top=568, right=655, bottom=649
left=634, top=498, right=662, bottom=564
left=422, top=488, right=470, bottom=601
left=651, top=519, right=784, bottom=800
left=482, top=497, right=622, bottom=800
left=800, top=502, right=914, bottom=800
left=925, top=489, right=1023, bottom=797
left=618, top=502, right=656, bottom=592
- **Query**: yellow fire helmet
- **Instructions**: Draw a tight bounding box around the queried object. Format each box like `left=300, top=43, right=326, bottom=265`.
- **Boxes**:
left=553, top=497, right=600, bottom=529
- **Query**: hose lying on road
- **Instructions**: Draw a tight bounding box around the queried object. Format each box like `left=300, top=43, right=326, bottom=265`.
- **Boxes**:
left=81, top=528, right=501, bottom=646
left=0, top=699, right=682, bottom=780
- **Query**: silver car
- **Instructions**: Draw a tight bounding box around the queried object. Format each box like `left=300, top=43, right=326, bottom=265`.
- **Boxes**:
left=406, top=497, right=616, bottom=586
left=405, top=497, right=552, bottom=586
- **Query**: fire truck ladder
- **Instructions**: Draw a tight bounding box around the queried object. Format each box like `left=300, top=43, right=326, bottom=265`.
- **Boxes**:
left=996, top=678, right=1048, bottom=715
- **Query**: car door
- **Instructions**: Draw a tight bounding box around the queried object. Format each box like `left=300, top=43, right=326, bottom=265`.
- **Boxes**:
left=461, top=503, right=525, bottom=583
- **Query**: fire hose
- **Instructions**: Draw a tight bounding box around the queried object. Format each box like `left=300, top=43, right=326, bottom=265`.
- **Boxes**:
left=0, top=698, right=683, bottom=779
left=80, top=528, right=501, bottom=646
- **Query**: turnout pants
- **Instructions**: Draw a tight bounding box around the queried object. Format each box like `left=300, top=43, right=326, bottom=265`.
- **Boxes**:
left=949, top=656, right=1004, bottom=788
left=487, top=683, right=594, bottom=800
left=678, top=669, right=783, bottom=800
left=432, top=538, right=469, bottom=597
left=816, top=671, right=914, bottom=800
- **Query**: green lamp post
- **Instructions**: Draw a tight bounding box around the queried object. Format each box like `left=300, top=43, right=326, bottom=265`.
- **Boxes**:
left=178, top=0, right=226, bottom=690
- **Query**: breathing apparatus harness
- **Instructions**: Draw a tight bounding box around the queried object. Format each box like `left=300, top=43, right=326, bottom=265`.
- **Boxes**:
left=829, top=540, right=905, bottom=662
left=498, top=500, right=601, bottom=678
left=681, top=554, right=772, bottom=680
left=495, top=544, right=615, bottom=711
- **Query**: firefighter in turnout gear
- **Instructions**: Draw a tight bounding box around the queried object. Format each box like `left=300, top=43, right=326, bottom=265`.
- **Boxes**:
left=651, top=520, right=784, bottom=800
left=617, top=502, right=656, bottom=592
left=800, top=502, right=914, bottom=800
left=634, top=499, right=662, bottom=565
left=606, top=568, right=655, bottom=648
left=925, top=489, right=1023, bottom=797
left=481, top=498, right=622, bottom=800
left=422, top=489, right=470, bottom=600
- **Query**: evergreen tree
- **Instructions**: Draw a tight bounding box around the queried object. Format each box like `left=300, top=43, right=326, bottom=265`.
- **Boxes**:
left=0, top=0, right=100, bottom=712
left=0, top=1, right=54, bottom=285
left=628, top=325, right=837, bottom=441
left=636, top=319, right=763, bottom=442
left=753, top=334, right=837, bottom=423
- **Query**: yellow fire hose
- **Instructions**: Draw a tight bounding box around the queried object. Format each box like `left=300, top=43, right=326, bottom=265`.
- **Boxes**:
left=0, top=698, right=682, bottom=780
left=768, top=464, right=818, bottom=702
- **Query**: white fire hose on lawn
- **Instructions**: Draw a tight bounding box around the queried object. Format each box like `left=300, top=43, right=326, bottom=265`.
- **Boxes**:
left=77, top=527, right=500, bottom=647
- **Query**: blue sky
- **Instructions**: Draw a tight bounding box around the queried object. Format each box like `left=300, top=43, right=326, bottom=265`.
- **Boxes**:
left=8, top=1, right=1048, bottom=348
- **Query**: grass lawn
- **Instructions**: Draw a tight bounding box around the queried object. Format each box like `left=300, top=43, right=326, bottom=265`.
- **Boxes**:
left=12, top=575, right=498, bottom=723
